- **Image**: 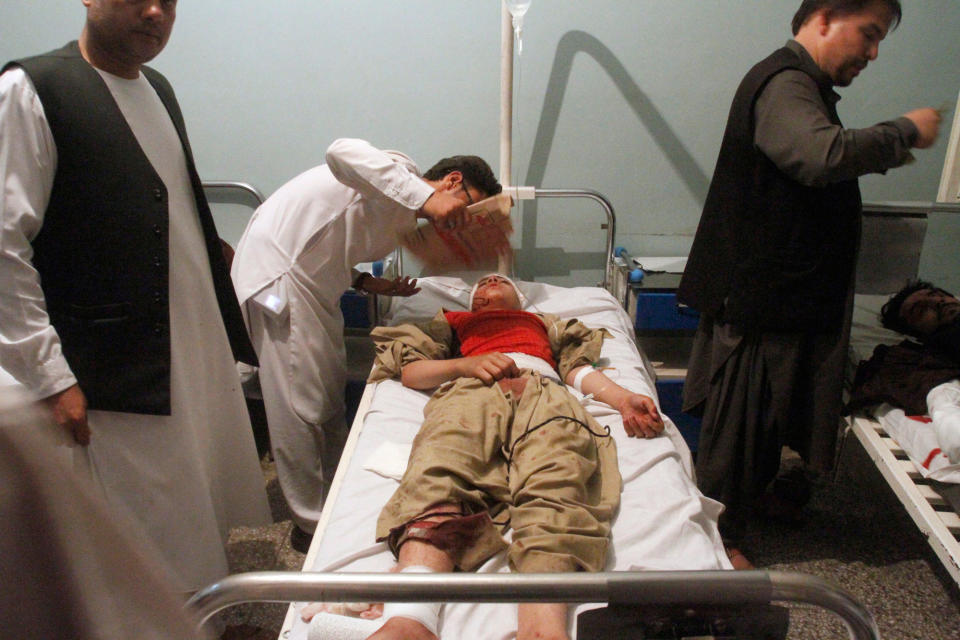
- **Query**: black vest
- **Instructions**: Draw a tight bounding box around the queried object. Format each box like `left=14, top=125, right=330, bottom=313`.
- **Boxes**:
left=5, top=42, right=256, bottom=415
left=677, top=46, right=861, bottom=332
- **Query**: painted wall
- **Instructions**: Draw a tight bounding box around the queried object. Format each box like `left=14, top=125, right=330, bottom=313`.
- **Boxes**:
left=2, top=1, right=958, bottom=288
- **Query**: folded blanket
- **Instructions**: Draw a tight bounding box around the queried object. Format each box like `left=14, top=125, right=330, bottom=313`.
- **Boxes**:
left=845, top=340, right=960, bottom=416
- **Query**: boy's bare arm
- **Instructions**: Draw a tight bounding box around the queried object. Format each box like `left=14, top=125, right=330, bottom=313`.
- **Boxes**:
left=401, top=352, right=521, bottom=390
left=567, top=366, right=664, bottom=439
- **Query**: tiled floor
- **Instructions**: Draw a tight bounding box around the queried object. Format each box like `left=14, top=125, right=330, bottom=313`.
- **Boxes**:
left=212, top=458, right=306, bottom=639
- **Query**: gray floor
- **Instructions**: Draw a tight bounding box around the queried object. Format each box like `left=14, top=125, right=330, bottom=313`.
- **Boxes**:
left=212, top=428, right=960, bottom=640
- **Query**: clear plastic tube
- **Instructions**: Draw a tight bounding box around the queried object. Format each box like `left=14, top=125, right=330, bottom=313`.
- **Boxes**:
left=505, top=0, right=531, bottom=54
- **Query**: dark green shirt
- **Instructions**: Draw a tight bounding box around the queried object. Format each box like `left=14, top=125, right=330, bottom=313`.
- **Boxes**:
left=754, top=40, right=916, bottom=188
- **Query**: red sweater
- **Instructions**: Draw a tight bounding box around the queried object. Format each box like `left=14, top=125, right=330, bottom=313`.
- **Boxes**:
left=444, top=310, right=556, bottom=369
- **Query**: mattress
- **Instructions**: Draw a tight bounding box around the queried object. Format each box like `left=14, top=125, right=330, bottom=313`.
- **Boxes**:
left=282, top=276, right=732, bottom=639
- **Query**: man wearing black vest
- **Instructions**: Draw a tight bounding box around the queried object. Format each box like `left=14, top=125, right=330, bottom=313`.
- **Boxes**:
left=0, top=0, right=270, bottom=591
left=677, top=0, right=940, bottom=566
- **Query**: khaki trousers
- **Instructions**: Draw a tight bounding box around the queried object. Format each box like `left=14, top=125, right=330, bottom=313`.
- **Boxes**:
left=377, top=372, right=621, bottom=573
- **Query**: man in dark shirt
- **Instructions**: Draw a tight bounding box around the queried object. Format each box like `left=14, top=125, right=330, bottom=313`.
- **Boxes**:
left=678, top=0, right=941, bottom=565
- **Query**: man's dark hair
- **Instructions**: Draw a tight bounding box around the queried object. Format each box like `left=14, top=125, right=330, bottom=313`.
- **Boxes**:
left=791, top=0, right=902, bottom=35
left=423, top=155, right=502, bottom=198
left=880, top=279, right=947, bottom=337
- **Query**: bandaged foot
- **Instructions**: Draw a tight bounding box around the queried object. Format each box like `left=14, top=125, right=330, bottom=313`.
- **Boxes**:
left=301, top=601, right=382, bottom=622
left=928, top=380, right=960, bottom=464
left=301, top=601, right=388, bottom=639
left=306, top=612, right=381, bottom=640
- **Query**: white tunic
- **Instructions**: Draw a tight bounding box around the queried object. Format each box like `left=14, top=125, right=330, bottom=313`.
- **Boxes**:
left=231, top=139, right=433, bottom=424
left=230, top=139, right=433, bottom=529
left=0, top=67, right=271, bottom=591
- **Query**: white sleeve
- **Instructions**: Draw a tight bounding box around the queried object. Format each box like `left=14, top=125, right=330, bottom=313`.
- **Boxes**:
left=927, top=380, right=960, bottom=465
left=324, top=138, right=435, bottom=211
left=0, top=68, right=77, bottom=398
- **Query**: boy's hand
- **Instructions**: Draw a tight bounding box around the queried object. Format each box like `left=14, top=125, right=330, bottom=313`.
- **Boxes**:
left=617, top=393, right=663, bottom=438
left=457, top=353, right=520, bottom=385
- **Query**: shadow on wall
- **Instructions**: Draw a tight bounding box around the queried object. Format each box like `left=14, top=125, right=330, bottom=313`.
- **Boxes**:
left=516, top=30, right=710, bottom=280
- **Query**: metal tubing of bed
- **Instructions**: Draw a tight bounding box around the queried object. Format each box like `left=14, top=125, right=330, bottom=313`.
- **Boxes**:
left=862, top=200, right=960, bottom=217
left=201, top=180, right=266, bottom=208
left=187, top=570, right=880, bottom=640
left=532, top=188, right=616, bottom=290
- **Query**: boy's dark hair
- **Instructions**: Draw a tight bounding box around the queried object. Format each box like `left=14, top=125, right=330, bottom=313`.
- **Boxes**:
left=791, top=0, right=901, bottom=35
left=880, top=279, right=945, bottom=337
left=423, top=156, right=502, bottom=198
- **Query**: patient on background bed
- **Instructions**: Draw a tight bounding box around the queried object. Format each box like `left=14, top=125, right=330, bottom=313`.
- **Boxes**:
left=305, top=273, right=663, bottom=640
left=846, top=280, right=960, bottom=462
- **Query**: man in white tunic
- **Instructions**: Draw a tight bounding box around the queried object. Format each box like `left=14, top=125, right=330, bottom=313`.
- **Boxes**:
left=0, top=0, right=271, bottom=591
left=231, top=140, right=501, bottom=542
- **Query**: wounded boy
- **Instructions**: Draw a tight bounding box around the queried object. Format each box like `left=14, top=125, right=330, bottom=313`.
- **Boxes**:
left=302, top=274, right=663, bottom=640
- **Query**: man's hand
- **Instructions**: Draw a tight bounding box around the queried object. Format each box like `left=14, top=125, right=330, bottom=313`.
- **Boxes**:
left=43, top=384, right=90, bottom=445
left=904, top=107, right=942, bottom=149
left=617, top=393, right=664, bottom=439
left=456, top=352, right=521, bottom=385
left=420, top=190, right=470, bottom=230
left=359, top=275, right=421, bottom=297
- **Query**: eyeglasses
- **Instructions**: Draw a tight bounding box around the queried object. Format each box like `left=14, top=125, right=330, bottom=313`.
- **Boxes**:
left=460, top=182, right=475, bottom=206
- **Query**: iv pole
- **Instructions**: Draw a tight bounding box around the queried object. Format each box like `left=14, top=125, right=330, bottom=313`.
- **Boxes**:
left=498, top=1, right=616, bottom=288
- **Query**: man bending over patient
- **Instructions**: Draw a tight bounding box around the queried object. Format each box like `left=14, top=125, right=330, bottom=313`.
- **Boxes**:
left=363, top=274, right=663, bottom=640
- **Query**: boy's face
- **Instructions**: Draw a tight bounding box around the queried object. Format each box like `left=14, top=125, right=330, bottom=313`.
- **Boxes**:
left=472, top=275, right=521, bottom=312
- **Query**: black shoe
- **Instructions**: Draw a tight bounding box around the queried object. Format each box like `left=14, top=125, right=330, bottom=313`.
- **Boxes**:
left=290, top=525, right=314, bottom=553
left=770, top=465, right=812, bottom=507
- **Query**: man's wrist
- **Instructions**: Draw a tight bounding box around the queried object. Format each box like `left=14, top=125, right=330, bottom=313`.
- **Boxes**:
left=353, top=272, right=371, bottom=292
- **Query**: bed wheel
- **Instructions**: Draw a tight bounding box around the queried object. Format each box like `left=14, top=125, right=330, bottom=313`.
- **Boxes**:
left=575, top=604, right=790, bottom=639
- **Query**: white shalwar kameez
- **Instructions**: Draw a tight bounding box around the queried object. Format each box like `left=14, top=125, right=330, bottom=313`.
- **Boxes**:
left=231, top=138, right=434, bottom=532
left=0, top=68, right=271, bottom=591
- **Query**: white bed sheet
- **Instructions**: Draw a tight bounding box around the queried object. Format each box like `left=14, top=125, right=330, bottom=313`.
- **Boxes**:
left=847, top=293, right=960, bottom=482
left=288, top=277, right=731, bottom=640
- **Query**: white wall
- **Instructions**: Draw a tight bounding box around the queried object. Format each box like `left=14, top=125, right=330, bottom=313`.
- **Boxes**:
left=2, top=1, right=958, bottom=287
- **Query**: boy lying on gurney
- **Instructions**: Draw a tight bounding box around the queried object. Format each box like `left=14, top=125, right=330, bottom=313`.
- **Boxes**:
left=303, top=273, right=663, bottom=640
left=846, top=280, right=960, bottom=461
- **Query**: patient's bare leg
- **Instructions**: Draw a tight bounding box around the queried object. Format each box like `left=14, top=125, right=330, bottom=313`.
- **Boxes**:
left=518, top=603, right=570, bottom=640
left=366, top=505, right=459, bottom=640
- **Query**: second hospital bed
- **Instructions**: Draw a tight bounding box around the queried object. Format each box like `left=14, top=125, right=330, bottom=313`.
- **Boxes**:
left=843, top=293, right=960, bottom=590
left=840, top=205, right=960, bottom=590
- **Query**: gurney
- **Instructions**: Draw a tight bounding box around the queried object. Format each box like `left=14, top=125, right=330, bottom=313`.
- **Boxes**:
left=188, top=272, right=882, bottom=638
left=843, top=293, right=960, bottom=590
left=839, top=204, right=960, bottom=590
left=190, top=188, right=881, bottom=639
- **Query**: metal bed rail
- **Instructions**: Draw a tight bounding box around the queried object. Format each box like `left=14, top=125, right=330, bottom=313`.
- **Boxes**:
left=201, top=180, right=266, bottom=208
left=861, top=200, right=960, bottom=217
left=187, top=570, right=880, bottom=640
left=532, top=188, right=617, bottom=291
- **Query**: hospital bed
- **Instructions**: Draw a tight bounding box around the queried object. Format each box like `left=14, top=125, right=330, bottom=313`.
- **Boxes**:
left=187, top=188, right=882, bottom=639
left=188, top=273, right=882, bottom=639
left=840, top=204, right=960, bottom=590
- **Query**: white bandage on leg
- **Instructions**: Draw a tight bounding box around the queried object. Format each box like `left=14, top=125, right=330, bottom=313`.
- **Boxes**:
left=381, top=565, right=441, bottom=635
left=927, top=380, right=960, bottom=464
